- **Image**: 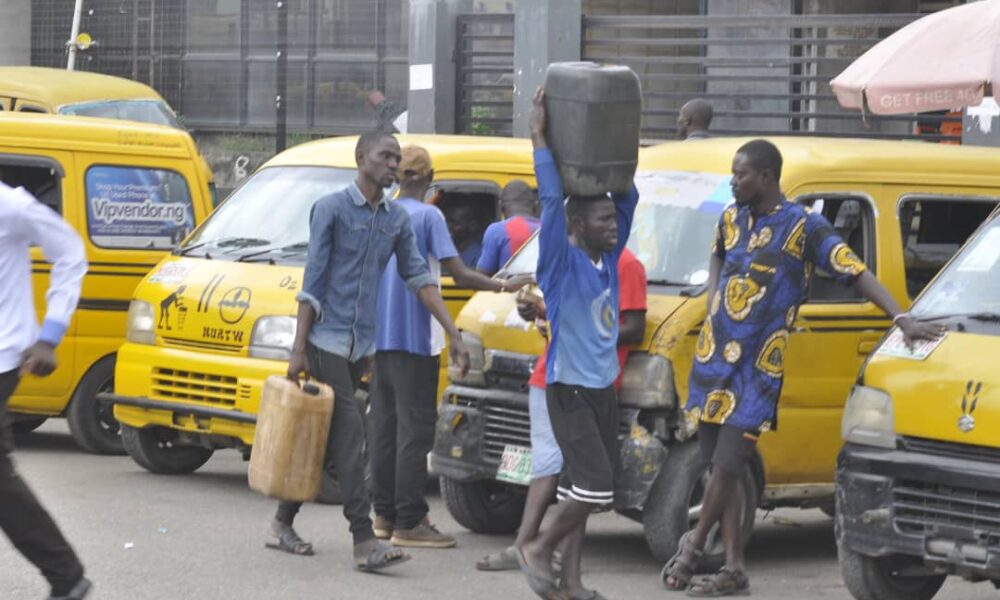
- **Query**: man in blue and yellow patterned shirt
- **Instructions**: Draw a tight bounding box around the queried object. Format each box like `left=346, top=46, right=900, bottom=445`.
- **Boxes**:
left=661, top=140, right=942, bottom=597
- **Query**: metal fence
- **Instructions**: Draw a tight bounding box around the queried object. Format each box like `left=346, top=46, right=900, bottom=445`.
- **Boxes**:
left=455, top=13, right=514, bottom=137
left=581, top=13, right=961, bottom=142
left=31, top=0, right=408, bottom=134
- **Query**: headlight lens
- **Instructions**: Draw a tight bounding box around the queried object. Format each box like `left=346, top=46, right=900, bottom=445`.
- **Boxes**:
left=126, top=300, right=155, bottom=345
left=249, top=316, right=297, bottom=361
left=619, top=354, right=676, bottom=409
left=841, top=385, right=895, bottom=449
left=448, top=331, right=486, bottom=386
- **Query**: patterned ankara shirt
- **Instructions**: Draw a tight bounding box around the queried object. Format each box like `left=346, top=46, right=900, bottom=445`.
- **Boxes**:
left=685, top=199, right=867, bottom=432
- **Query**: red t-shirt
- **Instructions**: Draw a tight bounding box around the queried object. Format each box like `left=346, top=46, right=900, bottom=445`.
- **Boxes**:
left=528, top=248, right=647, bottom=392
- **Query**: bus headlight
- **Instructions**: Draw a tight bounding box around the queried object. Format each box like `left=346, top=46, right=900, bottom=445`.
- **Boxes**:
left=249, top=316, right=297, bottom=361
left=841, top=385, right=895, bottom=449
left=619, top=354, right=676, bottom=409
left=126, top=300, right=156, bottom=345
left=449, top=331, right=486, bottom=387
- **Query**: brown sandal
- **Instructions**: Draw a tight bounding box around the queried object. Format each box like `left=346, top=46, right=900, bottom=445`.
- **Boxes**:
left=661, top=531, right=703, bottom=591
left=686, top=567, right=750, bottom=597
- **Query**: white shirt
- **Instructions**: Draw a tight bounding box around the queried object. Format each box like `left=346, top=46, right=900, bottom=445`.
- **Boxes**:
left=0, top=182, right=87, bottom=372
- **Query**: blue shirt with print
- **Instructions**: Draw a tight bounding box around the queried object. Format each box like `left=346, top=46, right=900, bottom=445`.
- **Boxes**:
left=376, top=197, right=459, bottom=356
left=686, top=200, right=866, bottom=432
left=535, top=148, right=640, bottom=389
left=297, top=183, right=435, bottom=361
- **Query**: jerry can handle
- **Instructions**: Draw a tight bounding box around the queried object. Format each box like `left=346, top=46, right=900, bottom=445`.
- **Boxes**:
left=301, top=382, right=320, bottom=396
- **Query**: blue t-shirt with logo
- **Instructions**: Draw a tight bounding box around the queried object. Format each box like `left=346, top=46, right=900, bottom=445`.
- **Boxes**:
left=534, top=149, right=640, bottom=388
left=376, top=197, right=459, bottom=356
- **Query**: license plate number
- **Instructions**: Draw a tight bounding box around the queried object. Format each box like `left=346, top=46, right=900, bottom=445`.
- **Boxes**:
left=496, top=444, right=532, bottom=486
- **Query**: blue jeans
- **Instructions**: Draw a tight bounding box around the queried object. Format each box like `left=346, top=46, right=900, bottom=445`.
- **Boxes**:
left=529, top=385, right=563, bottom=479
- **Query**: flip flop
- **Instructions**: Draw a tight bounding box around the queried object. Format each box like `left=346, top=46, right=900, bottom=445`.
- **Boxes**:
left=355, top=539, right=412, bottom=573
left=265, top=526, right=314, bottom=556
left=476, top=545, right=520, bottom=571
left=569, top=591, right=608, bottom=600
left=515, top=547, right=559, bottom=600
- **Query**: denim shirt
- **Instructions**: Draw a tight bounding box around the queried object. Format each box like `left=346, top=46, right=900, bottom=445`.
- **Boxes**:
left=297, top=183, right=435, bottom=361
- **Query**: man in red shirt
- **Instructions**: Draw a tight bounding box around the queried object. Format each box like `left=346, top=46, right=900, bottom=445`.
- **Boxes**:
left=477, top=248, right=647, bottom=598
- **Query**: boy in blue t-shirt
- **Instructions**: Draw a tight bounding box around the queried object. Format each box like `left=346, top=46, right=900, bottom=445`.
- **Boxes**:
left=516, top=88, right=639, bottom=600
left=476, top=180, right=539, bottom=275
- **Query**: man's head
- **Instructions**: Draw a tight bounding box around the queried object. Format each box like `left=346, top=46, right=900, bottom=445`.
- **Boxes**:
left=397, top=145, right=434, bottom=198
left=355, top=130, right=401, bottom=189
left=677, top=99, right=714, bottom=139
left=500, top=180, right=538, bottom=218
left=445, top=203, right=480, bottom=248
left=566, top=194, right=617, bottom=256
left=731, top=139, right=783, bottom=206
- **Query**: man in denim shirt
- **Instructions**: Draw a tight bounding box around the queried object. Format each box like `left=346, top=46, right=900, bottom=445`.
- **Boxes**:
left=267, top=131, right=469, bottom=573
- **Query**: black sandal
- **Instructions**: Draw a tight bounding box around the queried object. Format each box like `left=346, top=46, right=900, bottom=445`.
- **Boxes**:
left=265, top=525, right=314, bottom=556
left=661, top=531, right=703, bottom=591
left=355, top=540, right=411, bottom=573
left=686, top=567, right=750, bottom=597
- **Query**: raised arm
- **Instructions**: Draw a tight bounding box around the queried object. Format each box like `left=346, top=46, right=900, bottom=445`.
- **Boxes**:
left=530, top=88, right=569, bottom=286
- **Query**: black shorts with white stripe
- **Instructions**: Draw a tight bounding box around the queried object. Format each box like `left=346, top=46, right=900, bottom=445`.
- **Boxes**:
left=546, top=383, right=618, bottom=506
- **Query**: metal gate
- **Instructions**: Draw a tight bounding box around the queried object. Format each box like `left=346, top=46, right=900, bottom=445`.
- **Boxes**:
left=31, top=0, right=184, bottom=110
left=455, top=13, right=514, bottom=137
left=582, top=13, right=960, bottom=142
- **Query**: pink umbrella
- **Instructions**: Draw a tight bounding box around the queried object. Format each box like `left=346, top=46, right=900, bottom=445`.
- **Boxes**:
left=831, top=0, right=1000, bottom=115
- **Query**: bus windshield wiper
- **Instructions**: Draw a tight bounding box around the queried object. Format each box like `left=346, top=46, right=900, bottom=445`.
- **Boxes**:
left=174, top=237, right=270, bottom=256
left=236, top=241, right=310, bottom=263
left=647, top=278, right=691, bottom=286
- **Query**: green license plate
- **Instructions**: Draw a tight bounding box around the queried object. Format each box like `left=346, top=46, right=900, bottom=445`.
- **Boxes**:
left=496, top=444, right=532, bottom=486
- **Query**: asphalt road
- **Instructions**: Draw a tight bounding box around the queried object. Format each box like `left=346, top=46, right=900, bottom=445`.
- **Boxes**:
left=2, top=421, right=995, bottom=600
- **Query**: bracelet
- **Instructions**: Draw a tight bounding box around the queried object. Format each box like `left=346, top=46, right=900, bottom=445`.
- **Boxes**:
left=892, top=312, right=910, bottom=325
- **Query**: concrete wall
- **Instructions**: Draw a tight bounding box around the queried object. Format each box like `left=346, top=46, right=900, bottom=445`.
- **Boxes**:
left=0, top=0, right=31, bottom=66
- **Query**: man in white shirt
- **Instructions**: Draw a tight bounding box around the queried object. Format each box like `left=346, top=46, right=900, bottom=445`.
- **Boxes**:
left=0, top=182, right=91, bottom=599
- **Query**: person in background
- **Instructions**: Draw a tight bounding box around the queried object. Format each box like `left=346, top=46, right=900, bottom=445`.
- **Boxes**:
left=269, top=131, right=470, bottom=573
left=476, top=248, right=647, bottom=599
left=678, top=99, right=714, bottom=140
left=371, top=145, right=529, bottom=549
left=476, top=180, right=540, bottom=276
left=0, top=181, right=91, bottom=600
left=661, top=139, right=943, bottom=597
left=516, top=87, right=640, bottom=600
left=443, top=202, right=483, bottom=267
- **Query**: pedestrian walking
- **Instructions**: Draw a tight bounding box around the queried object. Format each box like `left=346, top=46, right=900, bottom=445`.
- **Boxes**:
left=677, top=99, right=713, bottom=140
left=476, top=180, right=540, bottom=275
left=476, top=248, right=646, bottom=592
left=0, top=181, right=91, bottom=599
left=370, top=145, right=529, bottom=549
left=516, top=88, right=640, bottom=600
left=267, top=131, right=470, bottom=572
left=661, top=139, right=943, bottom=596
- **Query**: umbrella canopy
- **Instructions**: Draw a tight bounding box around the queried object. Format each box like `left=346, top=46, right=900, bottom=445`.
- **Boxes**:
left=831, top=0, right=1000, bottom=115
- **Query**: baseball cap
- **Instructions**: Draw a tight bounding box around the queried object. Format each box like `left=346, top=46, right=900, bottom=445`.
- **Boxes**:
left=399, top=145, right=433, bottom=178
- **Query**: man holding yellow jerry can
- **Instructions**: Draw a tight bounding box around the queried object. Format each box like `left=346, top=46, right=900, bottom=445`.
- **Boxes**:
left=247, top=131, right=470, bottom=573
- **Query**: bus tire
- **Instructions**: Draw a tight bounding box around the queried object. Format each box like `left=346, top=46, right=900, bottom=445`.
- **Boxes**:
left=67, top=355, right=124, bottom=455
left=121, top=424, right=213, bottom=475
left=440, top=477, right=525, bottom=534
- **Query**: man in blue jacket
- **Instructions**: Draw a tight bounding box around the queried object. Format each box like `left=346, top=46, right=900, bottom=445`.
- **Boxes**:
left=517, top=88, right=639, bottom=600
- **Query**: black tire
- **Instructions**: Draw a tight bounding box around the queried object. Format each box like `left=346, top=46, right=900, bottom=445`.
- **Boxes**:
left=642, top=439, right=758, bottom=570
left=67, top=355, right=124, bottom=455
left=440, top=476, right=526, bottom=534
left=121, top=424, right=213, bottom=475
left=10, top=416, right=47, bottom=434
left=838, top=543, right=945, bottom=600
left=820, top=503, right=837, bottom=518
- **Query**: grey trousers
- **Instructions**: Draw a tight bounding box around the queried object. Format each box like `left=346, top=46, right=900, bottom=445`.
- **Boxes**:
left=274, top=345, right=375, bottom=544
